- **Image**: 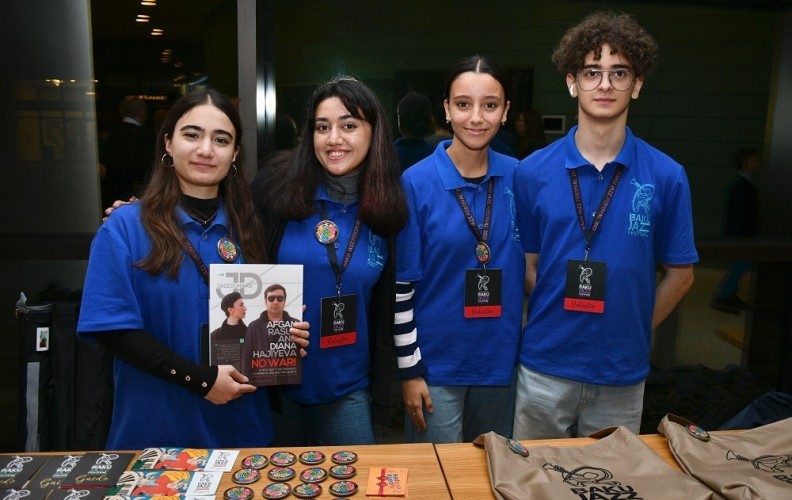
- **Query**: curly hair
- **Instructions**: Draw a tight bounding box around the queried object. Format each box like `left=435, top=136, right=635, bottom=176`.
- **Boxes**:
left=552, top=11, right=658, bottom=78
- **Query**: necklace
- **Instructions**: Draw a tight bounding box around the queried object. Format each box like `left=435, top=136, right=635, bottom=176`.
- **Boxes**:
left=183, top=208, right=219, bottom=226
left=179, top=194, right=220, bottom=226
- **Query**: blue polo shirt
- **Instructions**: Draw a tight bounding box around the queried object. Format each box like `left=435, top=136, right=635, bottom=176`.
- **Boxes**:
left=78, top=202, right=274, bottom=449
left=274, top=187, right=386, bottom=404
left=396, top=141, right=524, bottom=386
left=515, top=126, right=698, bottom=385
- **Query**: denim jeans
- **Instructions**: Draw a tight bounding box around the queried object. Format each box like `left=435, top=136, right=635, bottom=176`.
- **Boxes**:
left=272, top=388, right=376, bottom=446
left=512, top=364, right=644, bottom=439
left=404, top=376, right=516, bottom=444
left=716, top=260, right=751, bottom=298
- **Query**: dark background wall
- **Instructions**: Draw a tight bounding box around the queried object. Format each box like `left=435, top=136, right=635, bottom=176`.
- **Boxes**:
left=270, top=0, right=783, bottom=240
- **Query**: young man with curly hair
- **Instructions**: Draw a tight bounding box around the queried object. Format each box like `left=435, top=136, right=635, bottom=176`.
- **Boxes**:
left=512, top=11, right=698, bottom=438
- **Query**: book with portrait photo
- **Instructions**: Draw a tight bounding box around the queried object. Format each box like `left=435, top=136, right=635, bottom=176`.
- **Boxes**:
left=208, top=263, right=303, bottom=386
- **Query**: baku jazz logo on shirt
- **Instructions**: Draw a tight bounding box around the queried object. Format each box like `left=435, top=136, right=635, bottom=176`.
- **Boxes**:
left=627, top=178, right=654, bottom=237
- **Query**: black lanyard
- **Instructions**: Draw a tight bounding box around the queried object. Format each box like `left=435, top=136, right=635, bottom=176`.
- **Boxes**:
left=455, top=178, right=494, bottom=265
left=320, top=202, right=362, bottom=298
left=569, top=165, right=624, bottom=261
left=179, top=225, right=235, bottom=283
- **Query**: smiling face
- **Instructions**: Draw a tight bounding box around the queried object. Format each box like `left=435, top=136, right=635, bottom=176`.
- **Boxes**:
left=313, top=96, right=373, bottom=176
left=567, top=44, right=643, bottom=125
left=444, top=71, right=510, bottom=153
left=164, top=103, right=238, bottom=198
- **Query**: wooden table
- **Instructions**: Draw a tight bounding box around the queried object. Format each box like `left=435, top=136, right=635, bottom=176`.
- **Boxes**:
left=435, top=434, right=680, bottom=500
left=221, top=443, right=451, bottom=499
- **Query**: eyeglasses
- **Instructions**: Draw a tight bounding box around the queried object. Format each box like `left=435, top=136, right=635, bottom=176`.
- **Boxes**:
left=576, top=68, right=635, bottom=92
left=267, top=295, right=285, bottom=303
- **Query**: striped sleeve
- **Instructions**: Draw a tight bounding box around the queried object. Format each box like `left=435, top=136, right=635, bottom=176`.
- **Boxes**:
left=393, top=281, right=427, bottom=380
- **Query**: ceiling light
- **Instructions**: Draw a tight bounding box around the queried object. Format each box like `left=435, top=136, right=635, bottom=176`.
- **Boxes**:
left=141, top=1, right=157, bottom=6
left=136, top=14, right=150, bottom=23
left=151, top=28, right=164, bottom=36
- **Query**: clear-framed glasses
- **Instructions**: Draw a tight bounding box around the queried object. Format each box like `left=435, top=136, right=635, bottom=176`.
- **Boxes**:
left=576, top=68, right=635, bottom=91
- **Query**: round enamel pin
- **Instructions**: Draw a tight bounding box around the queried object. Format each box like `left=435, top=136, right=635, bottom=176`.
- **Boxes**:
left=330, top=451, right=358, bottom=465
left=223, top=486, right=254, bottom=500
left=329, top=464, right=356, bottom=479
left=686, top=423, right=711, bottom=441
left=267, top=466, right=296, bottom=482
left=299, top=450, right=326, bottom=465
left=293, top=482, right=322, bottom=498
left=299, top=466, right=327, bottom=483
left=315, top=220, right=339, bottom=244
left=329, top=480, right=358, bottom=497
left=507, top=439, right=530, bottom=457
left=270, top=451, right=297, bottom=467
left=217, top=237, right=238, bottom=262
left=262, top=482, right=292, bottom=499
left=231, top=468, right=260, bottom=485
left=241, top=453, right=269, bottom=470
left=475, top=241, right=491, bottom=264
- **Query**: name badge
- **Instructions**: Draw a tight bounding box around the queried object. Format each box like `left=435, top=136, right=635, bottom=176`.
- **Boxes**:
left=564, top=259, right=606, bottom=313
left=464, top=268, right=502, bottom=318
left=319, top=294, right=358, bottom=348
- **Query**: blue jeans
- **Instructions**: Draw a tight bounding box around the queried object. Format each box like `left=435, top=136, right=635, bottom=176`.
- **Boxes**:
left=716, top=260, right=751, bottom=298
left=272, top=389, right=376, bottom=446
left=512, top=364, right=644, bottom=439
left=404, top=377, right=516, bottom=444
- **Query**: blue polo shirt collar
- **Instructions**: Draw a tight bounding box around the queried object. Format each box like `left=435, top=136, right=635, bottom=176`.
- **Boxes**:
left=564, top=125, right=637, bottom=171
left=434, top=140, right=509, bottom=191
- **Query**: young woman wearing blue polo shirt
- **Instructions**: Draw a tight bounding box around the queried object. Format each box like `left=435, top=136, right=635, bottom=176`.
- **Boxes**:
left=253, top=77, right=408, bottom=445
left=394, top=56, right=525, bottom=443
left=78, top=89, right=309, bottom=449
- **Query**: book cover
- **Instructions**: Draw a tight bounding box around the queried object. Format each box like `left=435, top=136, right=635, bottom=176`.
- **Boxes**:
left=208, top=263, right=303, bottom=386
left=106, top=470, right=222, bottom=497
left=47, top=488, right=107, bottom=499
left=131, top=448, right=238, bottom=472
left=59, top=452, right=135, bottom=488
left=27, top=454, right=83, bottom=490
left=131, top=448, right=209, bottom=472
left=0, top=454, right=48, bottom=489
left=2, top=488, right=49, bottom=500
left=366, top=467, right=409, bottom=497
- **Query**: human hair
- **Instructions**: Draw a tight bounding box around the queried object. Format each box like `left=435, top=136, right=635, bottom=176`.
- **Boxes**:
left=444, top=55, right=510, bottom=103
left=734, top=148, right=759, bottom=170
left=517, top=109, right=547, bottom=159
left=120, top=96, right=147, bottom=121
left=552, top=11, right=658, bottom=78
left=257, top=77, right=408, bottom=236
left=397, top=92, right=433, bottom=137
left=136, top=88, right=266, bottom=278
left=431, top=101, right=451, bottom=134
left=264, top=284, right=286, bottom=299
left=220, top=291, right=242, bottom=317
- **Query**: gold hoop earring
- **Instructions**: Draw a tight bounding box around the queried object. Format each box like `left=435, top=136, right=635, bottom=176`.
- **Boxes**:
left=161, top=154, right=174, bottom=168
left=227, top=164, right=238, bottom=178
